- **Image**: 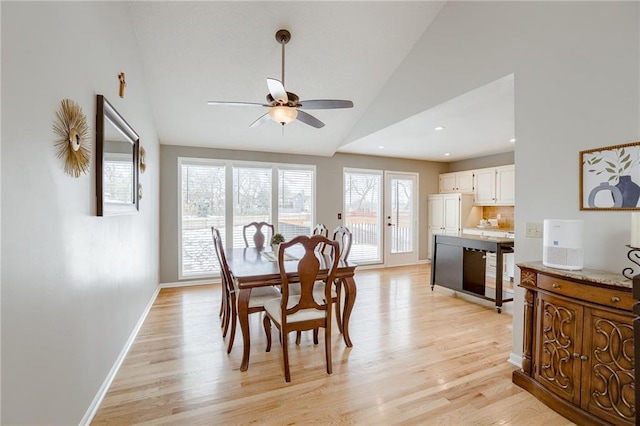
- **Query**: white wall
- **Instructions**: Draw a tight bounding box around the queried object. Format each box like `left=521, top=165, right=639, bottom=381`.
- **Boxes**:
left=448, top=151, right=514, bottom=173
left=349, top=1, right=639, bottom=362
left=1, top=3, right=159, bottom=424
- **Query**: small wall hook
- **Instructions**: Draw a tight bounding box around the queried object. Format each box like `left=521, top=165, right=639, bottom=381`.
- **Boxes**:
left=118, top=72, right=126, bottom=98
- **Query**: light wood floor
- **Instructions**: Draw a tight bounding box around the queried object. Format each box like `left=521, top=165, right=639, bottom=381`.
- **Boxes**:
left=92, top=264, right=574, bottom=425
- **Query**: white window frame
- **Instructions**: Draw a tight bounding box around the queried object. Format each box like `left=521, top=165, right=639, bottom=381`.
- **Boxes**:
left=178, top=157, right=227, bottom=280
left=177, top=157, right=316, bottom=280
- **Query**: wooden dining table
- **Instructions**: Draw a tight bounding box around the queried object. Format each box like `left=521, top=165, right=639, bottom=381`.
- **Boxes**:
left=225, top=246, right=358, bottom=371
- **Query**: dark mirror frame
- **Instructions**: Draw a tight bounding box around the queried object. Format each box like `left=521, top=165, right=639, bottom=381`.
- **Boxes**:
left=96, top=94, right=140, bottom=216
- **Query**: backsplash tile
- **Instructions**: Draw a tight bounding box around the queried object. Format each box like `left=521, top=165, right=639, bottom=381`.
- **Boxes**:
left=482, top=206, right=514, bottom=229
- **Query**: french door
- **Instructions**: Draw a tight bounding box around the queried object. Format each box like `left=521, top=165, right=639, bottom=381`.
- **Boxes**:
left=384, top=172, right=418, bottom=266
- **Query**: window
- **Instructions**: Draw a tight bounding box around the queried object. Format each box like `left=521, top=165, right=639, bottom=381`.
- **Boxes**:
left=344, top=168, right=383, bottom=264
left=178, top=158, right=315, bottom=278
left=180, top=161, right=226, bottom=278
left=278, top=168, right=314, bottom=242
left=232, top=166, right=272, bottom=248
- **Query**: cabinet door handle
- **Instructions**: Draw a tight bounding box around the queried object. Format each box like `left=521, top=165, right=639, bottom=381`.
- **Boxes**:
left=572, top=353, right=580, bottom=359
left=611, top=296, right=621, bottom=303
left=552, top=283, right=560, bottom=288
left=580, top=355, right=588, bottom=361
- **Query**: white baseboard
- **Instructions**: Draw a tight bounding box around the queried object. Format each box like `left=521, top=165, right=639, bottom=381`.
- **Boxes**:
left=79, top=285, right=161, bottom=426
left=508, top=352, right=523, bottom=368
left=160, top=278, right=220, bottom=288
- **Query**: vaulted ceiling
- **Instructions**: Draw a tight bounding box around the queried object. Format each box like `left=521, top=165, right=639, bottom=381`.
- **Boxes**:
left=130, top=1, right=514, bottom=162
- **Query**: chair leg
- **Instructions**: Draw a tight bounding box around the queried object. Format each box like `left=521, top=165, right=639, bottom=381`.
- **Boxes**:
left=334, top=279, right=343, bottom=333
left=263, top=315, right=272, bottom=352
left=313, top=328, right=319, bottom=345
left=219, top=284, right=225, bottom=318
left=295, top=331, right=302, bottom=345
left=325, top=321, right=332, bottom=375
left=226, top=300, right=237, bottom=354
left=222, top=291, right=231, bottom=337
left=282, top=331, right=291, bottom=382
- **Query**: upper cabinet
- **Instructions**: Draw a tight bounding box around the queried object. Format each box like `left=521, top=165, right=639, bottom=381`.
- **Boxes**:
left=473, top=168, right=496, bottom=204
left=495, top=165, right=515, bottom=205
left=438, top=165, right=515, bottom=206
left=474, top=165, right=515, bottom=205
left=439, top=170, right=474, bottom=193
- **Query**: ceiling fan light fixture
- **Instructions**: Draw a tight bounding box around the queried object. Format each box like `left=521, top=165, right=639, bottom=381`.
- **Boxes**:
left=269, top=106, right=298, bottom=124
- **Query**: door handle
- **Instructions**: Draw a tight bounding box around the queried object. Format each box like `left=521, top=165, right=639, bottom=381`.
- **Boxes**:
left=387, top=223, right=395, bottom=227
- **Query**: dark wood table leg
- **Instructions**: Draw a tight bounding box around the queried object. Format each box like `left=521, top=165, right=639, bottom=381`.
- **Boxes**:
left=341, top=276, right=356, bottom=347
left=237, top=288, right=251, bottom=371
left=335, top=279, right=343, bottom=333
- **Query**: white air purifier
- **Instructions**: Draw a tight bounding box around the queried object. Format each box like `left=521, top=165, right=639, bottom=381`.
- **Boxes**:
left=543, top=219, right=584, bottom=270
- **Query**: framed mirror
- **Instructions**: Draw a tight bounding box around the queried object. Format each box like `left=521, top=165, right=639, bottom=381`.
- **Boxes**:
left=96, top=94, right=140, bottom=216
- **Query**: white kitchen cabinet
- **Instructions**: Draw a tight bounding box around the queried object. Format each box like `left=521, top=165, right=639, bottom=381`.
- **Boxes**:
left=485, top=252, right=515, bottom=280
left=439, top=171, right=474, bottom=193
left=495, top=165, right=515, bottom=204
left=427, top=193, right=474, bottom=259
left=473, top=165, right=515, bottom=205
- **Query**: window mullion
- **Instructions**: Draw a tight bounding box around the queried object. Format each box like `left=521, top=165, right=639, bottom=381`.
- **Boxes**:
left=272, top=166, right=279, bottom=234
left=224, top=162, right=234, bottom=248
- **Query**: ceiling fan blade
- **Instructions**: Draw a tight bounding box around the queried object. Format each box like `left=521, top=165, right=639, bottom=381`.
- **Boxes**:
left=250, top=113, right=271, bottom=128
left=267, top=78, right=288, bottom=104
left=298, top=99, right=354, bottom=110
left=296, top=110, right=325, bottom=128
left=207, top=101, right=269, bottom=107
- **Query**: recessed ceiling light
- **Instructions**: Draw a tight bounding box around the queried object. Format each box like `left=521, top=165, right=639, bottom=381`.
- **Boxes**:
left=378, top=145, right=384, bottom=149
left=510, top=138, right=516, bottom=143
left=444, top=152, right=451, bottom=156
left=435, top=126, right=445, bottom=131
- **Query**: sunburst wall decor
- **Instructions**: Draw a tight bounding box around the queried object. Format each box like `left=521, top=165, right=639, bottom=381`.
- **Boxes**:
left=53, top=99, right=90, bottom=178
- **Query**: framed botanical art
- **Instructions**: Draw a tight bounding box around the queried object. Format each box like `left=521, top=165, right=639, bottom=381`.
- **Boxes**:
left=580, top=141, right=640, bottom=210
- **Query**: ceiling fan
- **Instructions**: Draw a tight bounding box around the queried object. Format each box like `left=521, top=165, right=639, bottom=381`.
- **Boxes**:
left=207, top=29, right=353, bottom=129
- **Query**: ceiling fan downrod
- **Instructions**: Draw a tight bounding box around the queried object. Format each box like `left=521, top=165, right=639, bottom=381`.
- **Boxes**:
left=275, top=29, right=291, bottom=89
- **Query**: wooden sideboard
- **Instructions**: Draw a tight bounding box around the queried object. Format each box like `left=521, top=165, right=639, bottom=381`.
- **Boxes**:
left=514, top=262, right=635, bottom=425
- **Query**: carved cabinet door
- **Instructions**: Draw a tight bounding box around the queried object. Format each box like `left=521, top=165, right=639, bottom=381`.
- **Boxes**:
left=581, top=307, right=635, bottom=424
left=534, top=292, right=583, bottom=405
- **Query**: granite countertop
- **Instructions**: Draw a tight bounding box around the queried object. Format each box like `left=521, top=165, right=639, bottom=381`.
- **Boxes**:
left=464, top=226, right=514, bottom=232
left=518, top=261, right=631, bottom=289
left=452, top=233, right=515, bottom=244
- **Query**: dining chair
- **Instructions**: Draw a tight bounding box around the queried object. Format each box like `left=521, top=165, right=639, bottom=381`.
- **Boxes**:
left=212, top=227, right=231, bottom=337
left=312, top=223, right=328, bottom=237
left=329, top=225, right=353, bottom=331
left=262, top=235, right=340, bottom=382
left=242, top=222, right=275, bottom=249
left=212, top=227, right=280, bottom=354
left=312, top=223, right=329, bottom=254
left=294, top=225, right=352, bottom=344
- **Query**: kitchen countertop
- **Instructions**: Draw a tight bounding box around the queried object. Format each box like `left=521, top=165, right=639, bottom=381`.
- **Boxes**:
left=518, top=261, right=631, bottom=289
left=435, top=233, right=515, bottom=247
left=463, top=226, right=514, bottom=232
